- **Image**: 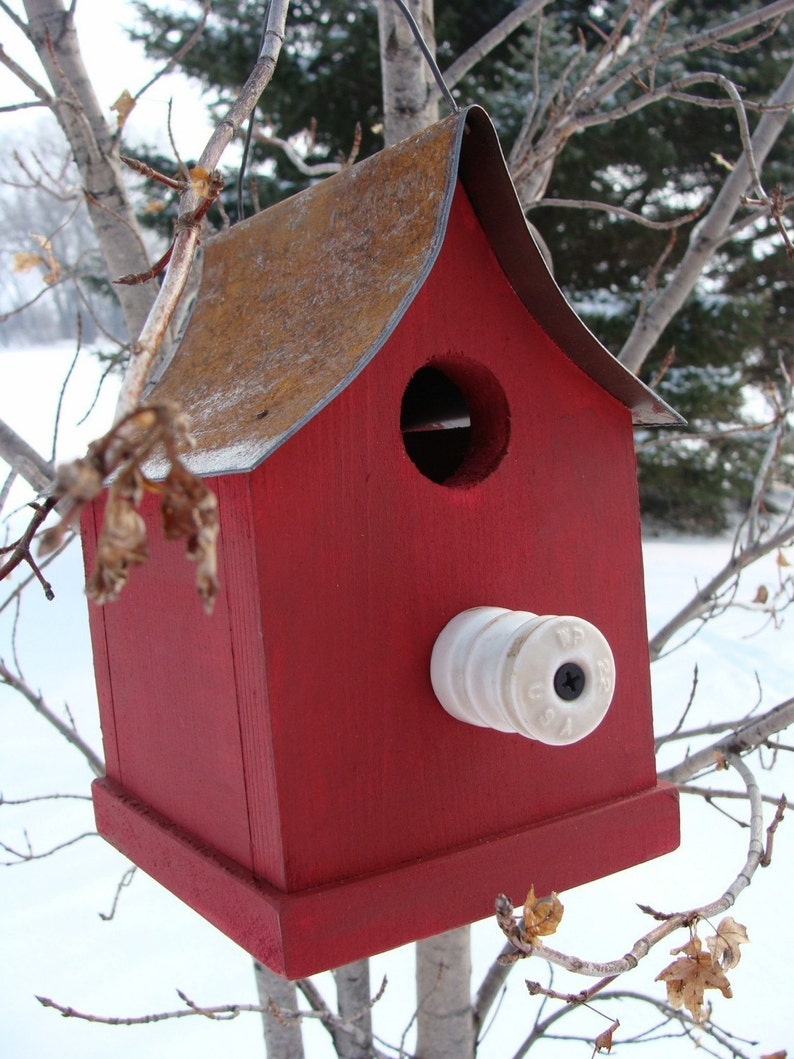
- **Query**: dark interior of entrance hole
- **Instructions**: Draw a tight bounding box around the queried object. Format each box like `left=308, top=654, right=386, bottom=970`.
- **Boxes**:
left=400, top=366, right=472, bottom=484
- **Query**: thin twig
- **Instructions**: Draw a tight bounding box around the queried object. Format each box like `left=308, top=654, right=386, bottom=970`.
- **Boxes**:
left=0, top=658, right=105, bottom=776
left=495, top=753, right=771, bottom=985
left=114, top=0, right=290, bottom=421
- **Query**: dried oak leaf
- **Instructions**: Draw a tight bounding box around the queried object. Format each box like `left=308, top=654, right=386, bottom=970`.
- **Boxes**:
left=13, top=251, right=45, bottom=273
left=655, top=935, right=732, bottom=1023
left=30, top=233, right=60, bottom=284
left=706, top=917, right=749, bottom=970
left=760, top=1051, right=787, bottom=1058
left=161, top=459, right=219, bottom=614
left=753, top=585, right=770, bottom=604
left=593, top=1019, right=620, bottom=1054
left=38, top=451, right=107, bottom=556
left=522, top=885, right=564, bottom=944
left=111, top=89, right=136, bottom=128
left=86, top=474, right=148, bottom=605
left=777, top=550, right=791, bottom=568
left=14, top=235, right=60, bottom=284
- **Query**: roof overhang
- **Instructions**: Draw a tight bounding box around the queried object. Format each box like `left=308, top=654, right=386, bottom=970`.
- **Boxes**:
left=148, top=105, right=682, bottom=476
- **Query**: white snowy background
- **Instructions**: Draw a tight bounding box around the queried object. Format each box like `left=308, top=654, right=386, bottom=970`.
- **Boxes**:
left=1, top=3, right=792, bottom=1056
left=0, top=349, right=791, bottom=1059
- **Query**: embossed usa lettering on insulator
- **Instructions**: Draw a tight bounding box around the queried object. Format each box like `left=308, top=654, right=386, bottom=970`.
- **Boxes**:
left=430, top=607, right=616, bottom=745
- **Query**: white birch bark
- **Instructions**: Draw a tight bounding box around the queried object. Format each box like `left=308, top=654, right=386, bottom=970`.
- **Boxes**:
left=377, top=0, right=439, bottom=146
left=333, top=959, right=374, bottom=1058
left=253, top=962, right=306, bottom=1059
left=416, top=926, right=474, bottom=1059
left=22, top=0, right=156, bottom=342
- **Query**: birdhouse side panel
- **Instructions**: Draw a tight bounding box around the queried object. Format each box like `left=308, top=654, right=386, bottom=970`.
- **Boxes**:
left=246, top=183, right=664, bottom=894
left=82, top=480, right=271, bottom=873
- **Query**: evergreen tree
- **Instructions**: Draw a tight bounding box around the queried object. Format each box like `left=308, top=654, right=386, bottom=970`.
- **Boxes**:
left=131, top=0, right=794, bottom=529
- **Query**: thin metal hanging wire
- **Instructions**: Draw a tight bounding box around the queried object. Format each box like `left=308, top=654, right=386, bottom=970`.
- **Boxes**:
left=237, top=0, right=459, bottom=219
left=387, top=0, right=459, bottom=114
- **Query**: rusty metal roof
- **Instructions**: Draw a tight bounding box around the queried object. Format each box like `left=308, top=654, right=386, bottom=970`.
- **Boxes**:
left=148, top=105, right=681, bottom=476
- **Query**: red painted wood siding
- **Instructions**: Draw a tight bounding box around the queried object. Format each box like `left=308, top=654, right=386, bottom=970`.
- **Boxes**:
left=84, top=179, right=667, bottom=924
left=246, top=182, right=656, bottom=890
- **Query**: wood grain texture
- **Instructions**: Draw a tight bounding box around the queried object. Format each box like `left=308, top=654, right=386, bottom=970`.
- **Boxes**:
left=84, top=180, right=678, bottom=975
left=247, top=183, right=662, bottom=889
left=93, top=775, right=679, bottom=980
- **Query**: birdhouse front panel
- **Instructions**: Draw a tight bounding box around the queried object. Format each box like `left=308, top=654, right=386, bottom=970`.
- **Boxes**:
left=84, top=106, right=681, bottom=979
left=245, top=182, right=662, bottom=892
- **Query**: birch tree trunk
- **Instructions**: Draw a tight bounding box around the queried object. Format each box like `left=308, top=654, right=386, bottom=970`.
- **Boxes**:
left=254, top=961, right=306, bottom=1059
left=416, top=927, right=474, bottom=1059
left=333, top=959, right=374, bottom=1058
left=375, top=6, right=475, bottom=1055
left=377, top=0, right=439, bottom=146
left=23, top=0, right=156, bottom=341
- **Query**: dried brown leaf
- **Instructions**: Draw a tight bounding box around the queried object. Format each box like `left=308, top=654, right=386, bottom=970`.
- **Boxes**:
left=522, top=885, right=564, bottom=943
left=14, top=235, right=61, bottom=284
left=38, top=452, right=107, bottom=556
left=111, top=89, right=136, bottom=128
left=760, top=1051, right=787, bottom=1058
left=44, top=400, right=218, bottom=609
left=593, top=1019, right=620, bottom=1054
left=13, top=251, right=45, bottom=273
left=86, top=475, right=148, bottom=604
left=777, top=550, right=792, bottom=568
left=31, top=234, right=60, bottom=284
left=656, top=936, right=732, bottom=1023
left=753, top=585, right=769, bottom=604
left=706, top=917, right=749, bottom=970
left=161, top=459, right=219, bottom=614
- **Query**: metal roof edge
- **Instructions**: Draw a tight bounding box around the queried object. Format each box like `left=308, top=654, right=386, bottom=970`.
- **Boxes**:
left=457, top=105, right=683, bottom=427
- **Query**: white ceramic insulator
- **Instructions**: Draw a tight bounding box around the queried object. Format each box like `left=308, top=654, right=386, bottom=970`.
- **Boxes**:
left=430, top=606, right=615, bottom=745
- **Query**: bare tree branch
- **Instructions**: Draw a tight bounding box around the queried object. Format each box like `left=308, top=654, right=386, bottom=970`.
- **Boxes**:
left=441, top=0, right=547, bottom=93
left=114, top=0, right=290, bottom=420
left=1, top=829, right=95, bottom=865
left=495, top=753, right=771, bottom=987
left=649, top=373, right=793, bottom=659
left=0, top=658, right=105, bottom=775
left=131, top=0, right=211, bottom=107
left=619, top=58, right=794, bottom=373
left=36, top=992, right=268, bottom=1025
left=537, top=195, right=705, bottom=231
left=0, top=419, right=54, bottom=494
left=659, top=696, right=794, bottom=786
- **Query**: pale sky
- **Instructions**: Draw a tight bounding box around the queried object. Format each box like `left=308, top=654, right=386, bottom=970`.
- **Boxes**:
left=1, top=0, right=213, bottom=157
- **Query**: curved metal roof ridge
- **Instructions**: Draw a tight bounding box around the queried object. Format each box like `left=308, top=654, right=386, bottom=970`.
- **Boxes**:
left=456, top=106, right=681, bottom=427
left=149, top=105, right=680, bottom=477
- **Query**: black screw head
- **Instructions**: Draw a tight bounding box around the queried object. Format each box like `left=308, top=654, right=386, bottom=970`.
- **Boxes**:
left=553, top=663, right=586, bottom=702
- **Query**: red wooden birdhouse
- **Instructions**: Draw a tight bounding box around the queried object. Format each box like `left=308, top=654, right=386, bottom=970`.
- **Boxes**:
left=83, top=105, right=681, bottom=979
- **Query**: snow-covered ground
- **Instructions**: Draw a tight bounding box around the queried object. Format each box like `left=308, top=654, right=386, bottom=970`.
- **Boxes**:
left=1, top=349, right=792, bottom=1058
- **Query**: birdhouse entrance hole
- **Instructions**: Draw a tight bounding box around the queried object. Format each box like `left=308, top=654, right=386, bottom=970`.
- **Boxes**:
left=400, top=361, right=509, bottom=486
